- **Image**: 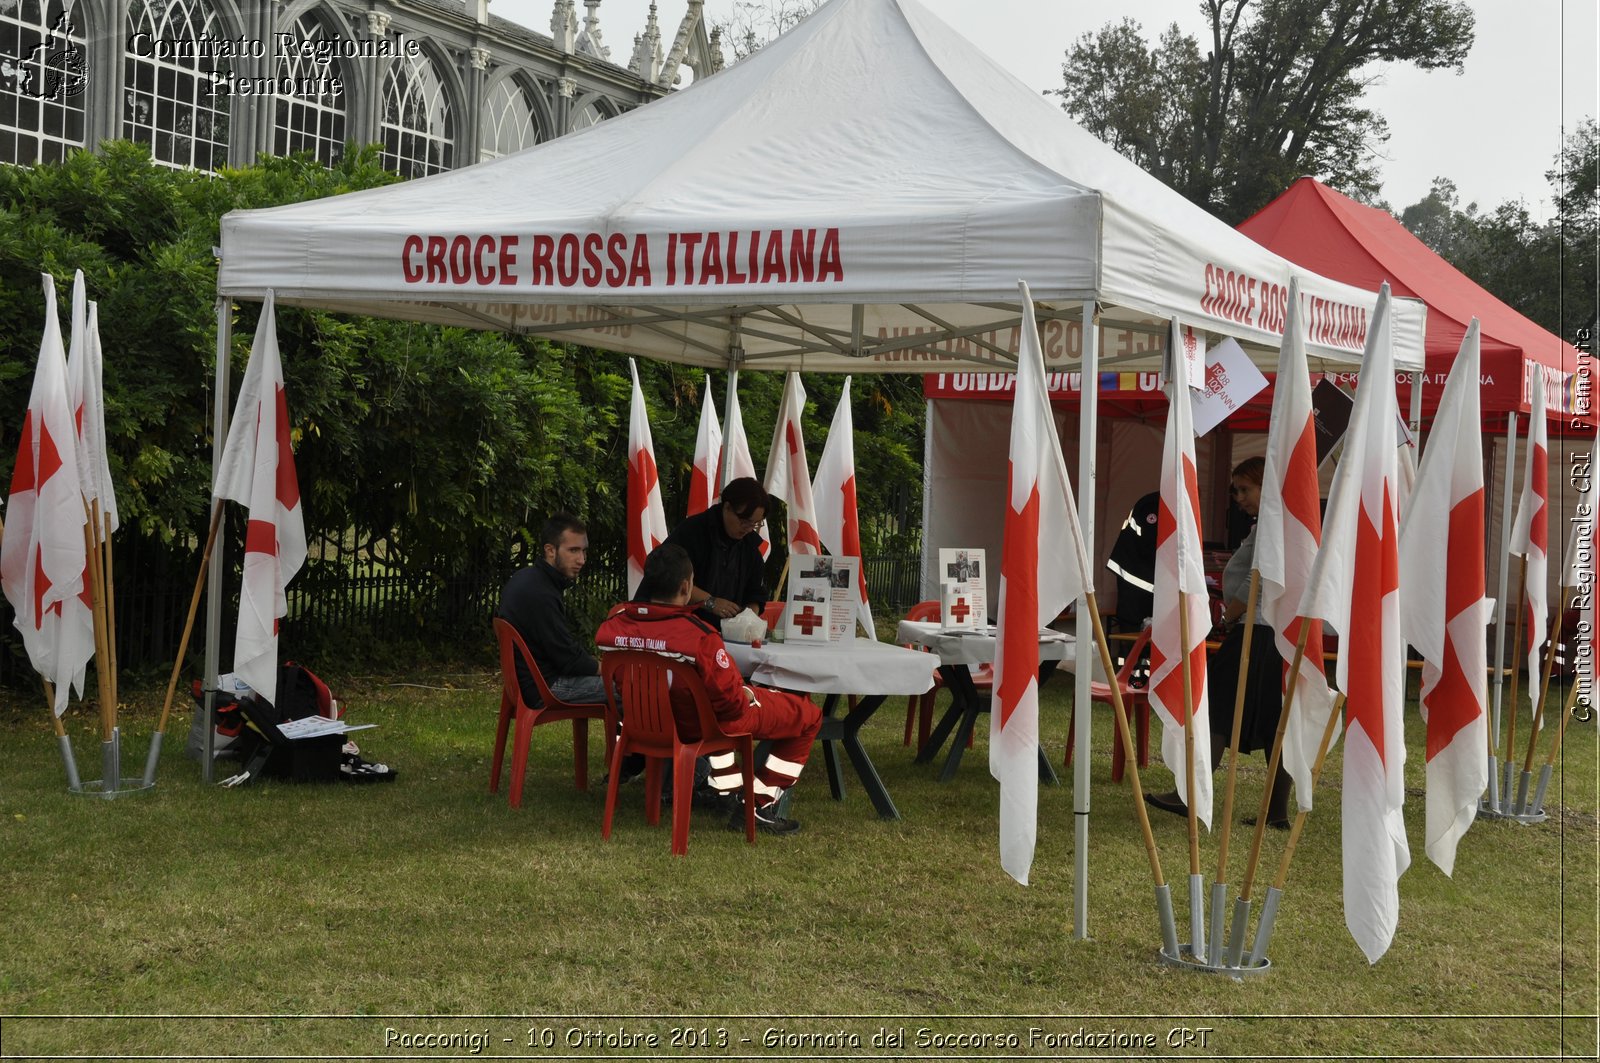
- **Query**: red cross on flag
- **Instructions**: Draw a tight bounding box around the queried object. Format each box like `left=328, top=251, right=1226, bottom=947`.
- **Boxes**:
left=1400, top=321, right=1490, bottom=876
left=1298, top=283, right=1410, bottom=964
left=212, top=294, right=306, bottom=710
left=720, top=371, right=770, bottom=558
left=1255, top=279, right=1337, bottom=810
left=813, top=377, right=874, bottom=637
left=625, top=359, right=669, bottom=599
left=1, top=274, right=93, bottom=715
left=764, top=372, right=822, bottom=556
left=686, top=373, right=722, bottom=517
left=991, top=281, right=1090, bottom=885
left=1147, top=320, right=1213, bottom=830
left=1509, top=373, right=1550, bottom=716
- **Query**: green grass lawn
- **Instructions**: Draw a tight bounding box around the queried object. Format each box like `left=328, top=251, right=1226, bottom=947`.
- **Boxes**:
left=0, top=670, right=1594, bottom=1059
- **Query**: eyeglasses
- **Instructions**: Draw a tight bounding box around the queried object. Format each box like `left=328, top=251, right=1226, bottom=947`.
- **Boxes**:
left=733, top=514, right=764, bottom=529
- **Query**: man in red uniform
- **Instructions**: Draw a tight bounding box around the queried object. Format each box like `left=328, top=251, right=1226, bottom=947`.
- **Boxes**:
left=597, top=544, right=821, bottom=835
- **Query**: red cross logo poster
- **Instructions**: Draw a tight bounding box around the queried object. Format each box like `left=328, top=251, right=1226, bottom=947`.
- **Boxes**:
left=938, top=547, right=987, bottom=631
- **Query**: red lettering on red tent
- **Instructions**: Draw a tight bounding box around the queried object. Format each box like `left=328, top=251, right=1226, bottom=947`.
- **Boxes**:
left=665, top=232, right=678, bottom=285
left=401, top=236, right=424, bottom=283
left=530, top=234, right=555, bottom=285
left=446, top=235, right=469, bottom=283
left=761, top=230, right=786, bottom=283
left=424, top=236, right=447, bottom=283
left=472, top=235, right=496, bottom=285
left=792, top=604, right=824, bottom=635
left=700, top=231, right=724, bottom=284
left=725, top=232, right=747, bottom=283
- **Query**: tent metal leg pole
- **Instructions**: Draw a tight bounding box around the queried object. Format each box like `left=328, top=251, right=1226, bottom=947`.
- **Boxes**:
left=1487, top=414, right=1520, bottom=812
left=1072, top=299, right=1098, bottom=941
left=720, top=365, right=739, bottom=493
left=201, top=295, right=233, bottom=784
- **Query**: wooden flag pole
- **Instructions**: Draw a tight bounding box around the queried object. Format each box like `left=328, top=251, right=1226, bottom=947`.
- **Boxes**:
left=153, top=505, right=225, bottom=739
left=102, top=510, right=118, bottom=716
left=81, top=503, right=113, bottom=743
left=1502, top=557, right=1529, bottom=772
left=1177, top=590, right=1200, bottom=879
left=43, top=679, right=65, bottom=736
left=1270, top=693, right=1347, bottom=890
left=1085, top=593, right=1168, bottom=889
left=1522, top=587, right=1569, bottom=774
left=772, top=554, right=792, bottom=605
left=1543, top=673, right=1585, bottom=769
left=1238, top=621, right=1313, bottom=905
left=1215, top=570, right=1262, bottom=887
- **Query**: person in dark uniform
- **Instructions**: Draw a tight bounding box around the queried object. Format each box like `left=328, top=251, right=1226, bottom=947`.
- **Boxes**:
left=663, top=476, right=769, bottom=628
left=496, top=513, right=603, bottom=706
left=1105, top=490, right=1160, bottom=633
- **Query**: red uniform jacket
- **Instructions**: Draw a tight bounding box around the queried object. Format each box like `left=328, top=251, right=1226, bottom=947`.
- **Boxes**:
left=595, top=601, right=749, bottom=724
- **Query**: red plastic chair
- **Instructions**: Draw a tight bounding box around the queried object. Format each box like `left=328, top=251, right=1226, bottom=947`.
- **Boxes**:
left=1065, top=626, right=1152, bottom=782
left=490, top=619, right=611, bottom=809
left=599, top=650, right=757, bottom=855
left=902, top=600, right=991, bottom=748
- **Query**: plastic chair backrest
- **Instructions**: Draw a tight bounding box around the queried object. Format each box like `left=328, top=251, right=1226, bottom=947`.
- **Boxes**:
left=1114, top=626, right=1154, bottom=686
left=905, top=600, right=941, bottom=624
left=494, top=618, right=568, bottom=710
left=600, top=650, right=731, bottom=748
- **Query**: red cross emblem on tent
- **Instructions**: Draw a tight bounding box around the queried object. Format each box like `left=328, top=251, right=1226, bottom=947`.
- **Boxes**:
left=792, top=605, right=825, bottom=635
left=949, top=597, right=972, bottom=623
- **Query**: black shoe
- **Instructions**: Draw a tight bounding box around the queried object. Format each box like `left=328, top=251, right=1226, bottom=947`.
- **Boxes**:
left=727, top=796, right=801, bottom=835
left=1242, top=814, right=1290, bottom=831
left=1143, top=791, right=1187, bottom=818
left=692, top=783, right=734, bottom=812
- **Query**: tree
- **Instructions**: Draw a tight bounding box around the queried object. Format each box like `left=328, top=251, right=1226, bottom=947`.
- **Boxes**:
left=1399, top=122, right=1596, bottom=343
left=1056, top=0, right=1475, bottom=224
left=710, top=0, right=822, bottom=62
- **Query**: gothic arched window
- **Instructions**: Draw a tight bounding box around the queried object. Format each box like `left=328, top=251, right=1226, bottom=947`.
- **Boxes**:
left=273, top=12, right=347, bottom=166
left=479, top=77, right=542, bottom=161
left=123, top=0, right=231, bottom=171
left=0, top=0, right=87, bottom=165
left=380, top=44, right=452, bottom=178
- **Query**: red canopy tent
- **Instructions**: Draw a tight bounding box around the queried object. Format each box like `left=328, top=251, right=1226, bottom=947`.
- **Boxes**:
left=1238, top=177, right=1591, bottom=434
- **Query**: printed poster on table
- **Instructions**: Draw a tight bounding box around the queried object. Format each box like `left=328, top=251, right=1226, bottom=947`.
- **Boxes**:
left=937, top=547, right=987, bottom=631
left=785, top=555, right=860, bottom=642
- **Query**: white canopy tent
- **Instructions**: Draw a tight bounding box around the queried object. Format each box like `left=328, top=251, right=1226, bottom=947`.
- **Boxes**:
left=211, top=0, right=1427, bottom=934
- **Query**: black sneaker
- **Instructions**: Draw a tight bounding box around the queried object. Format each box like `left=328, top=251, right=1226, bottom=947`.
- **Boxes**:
left=692, top=783, right=734, bottom=812
left=727, top=796, right=801, bottom=835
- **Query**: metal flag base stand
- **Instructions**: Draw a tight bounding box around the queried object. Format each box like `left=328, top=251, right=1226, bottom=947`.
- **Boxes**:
left=1157, top=945, right=1272, bottom=979
left=1476, top=797, right=1548, bottom=824
left=65, top=729, right=156, bottom=800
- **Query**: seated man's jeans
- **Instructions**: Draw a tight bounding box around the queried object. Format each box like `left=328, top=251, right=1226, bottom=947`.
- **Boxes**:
left=546, top=674, right=607, bottom=706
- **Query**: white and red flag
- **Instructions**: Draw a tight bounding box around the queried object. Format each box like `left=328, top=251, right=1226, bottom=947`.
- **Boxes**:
left=720, top=371, right=770, bottom=558
left=763, top=371, right=822, bottom=556
left=813, top=377, right=874, bottom=637
left=212, top=293, right=306, bottom=710
left=64, top=272, right=118, bottom=534
left=991, top=281, right=1089, bottom=884
left=1298, top=283, right=1410, bottom=963
left=687, top=374, right=722, bottom=517
left=1509, top=375, right=1550, bottom=715
left=624, top=359, right=669, bottom=598
left=1147, top=320, right=1213, bottom=830
left=1400, top=321, right=1489, bottom=876
left=1255, top=279, right=1337, bottom=810
left=1, top=274, right=92, bottom=715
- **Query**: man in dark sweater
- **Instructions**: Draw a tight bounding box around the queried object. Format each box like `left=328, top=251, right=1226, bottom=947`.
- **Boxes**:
left=497, top=514, right=604, bottom=707
left=664, top=476, right=769, bottom=629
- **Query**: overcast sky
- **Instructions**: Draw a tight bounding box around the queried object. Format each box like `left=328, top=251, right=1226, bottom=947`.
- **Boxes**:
left=495, top=0, right=1596, bottom=220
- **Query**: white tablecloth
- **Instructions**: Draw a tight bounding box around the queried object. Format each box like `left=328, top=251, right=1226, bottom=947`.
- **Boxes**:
left=724, top=638, right=936, bottom=696
left=895, top=620, right=1086, bottom=672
